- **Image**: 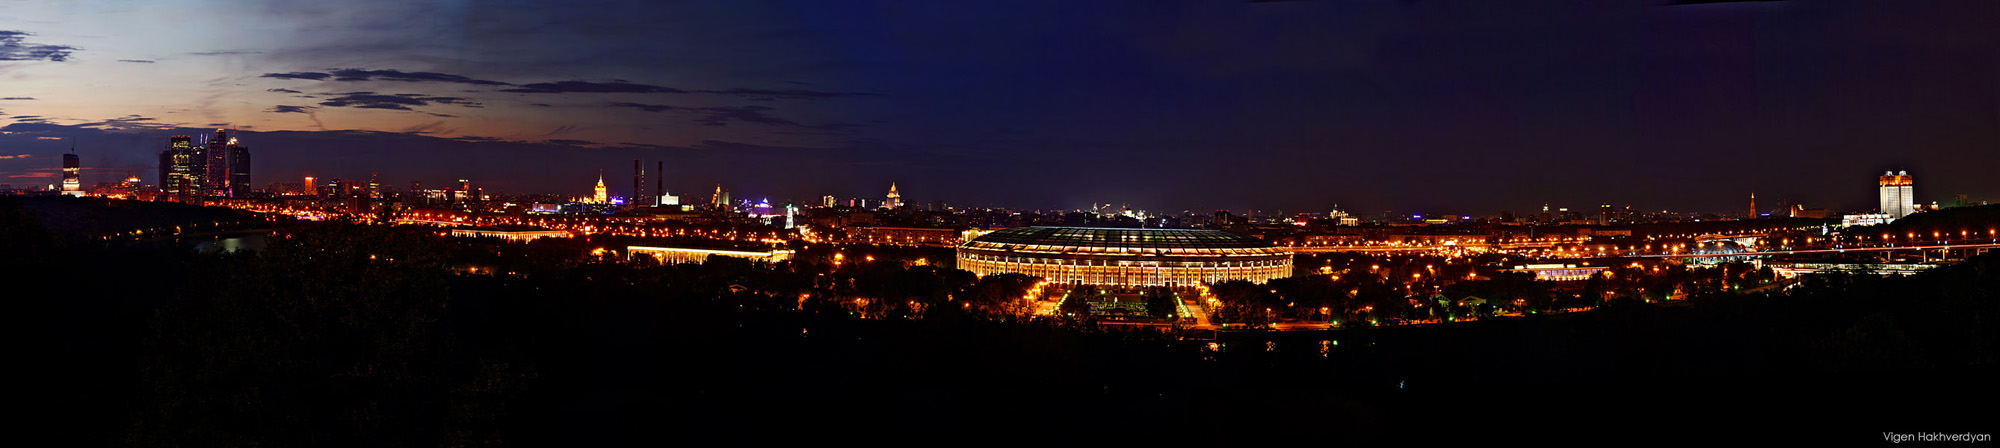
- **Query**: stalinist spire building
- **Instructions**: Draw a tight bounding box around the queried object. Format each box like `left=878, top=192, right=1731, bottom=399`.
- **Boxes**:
left=884, top=183, right=903, bottom=209
left=593, top=171, right=609, bottom=204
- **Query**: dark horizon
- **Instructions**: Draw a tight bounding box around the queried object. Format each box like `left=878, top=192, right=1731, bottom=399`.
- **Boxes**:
left=3, top=0, right=1996, bottom=214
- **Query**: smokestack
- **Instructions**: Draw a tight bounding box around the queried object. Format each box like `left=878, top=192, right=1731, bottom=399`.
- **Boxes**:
left=655, top=161, right=664, bottom=199
left=633, top=159, right=644, bottom=206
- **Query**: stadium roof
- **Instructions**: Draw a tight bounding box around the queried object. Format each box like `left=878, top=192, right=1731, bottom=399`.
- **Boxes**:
left=965, top=226, right=1275, bottom=251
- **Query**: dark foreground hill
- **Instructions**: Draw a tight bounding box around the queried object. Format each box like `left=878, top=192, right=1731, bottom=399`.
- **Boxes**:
left=11, top=197, right=1994, bottom=445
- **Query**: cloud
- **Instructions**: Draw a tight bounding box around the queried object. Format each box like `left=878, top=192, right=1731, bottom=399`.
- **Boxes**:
left=0, top=154, right=30, bottom=159
left=501, top=81, right=686, bottom=94
left=399, top=121, right=453, bottom=134
left=117, top=59, right=154, bottom=63
left=609, top=102, right=855, bottom=130
left=74, top=114, right=171, bottom=131
left=616, top=142, right=680, bottom=150
left=261, top=71, right=332, bottom=80
left=0, top=30, right=77, bottom=62
left=262, top=68, right=513, bottom=86
left=7, top=167, right=58, bottom=179
left=694, top=105, right=796, bottom=127
left=267, top=88, right=303, bottom=94
left=611, top=102, right=676, bottom=112
left=695, top=88, right=884, bottom=99
left=543, top=139, right=594, bottom=146
left=269, top=105, right=316, bottom=114
left=327, top=68, right=509, bottom=85
left=187, top=50, right=260, bottom=56
left=0, top=97, right=34, bottom=101
left=317, top=93, right=480, bottom=111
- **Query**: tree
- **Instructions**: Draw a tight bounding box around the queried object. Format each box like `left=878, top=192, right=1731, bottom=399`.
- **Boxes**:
left=1060, top=286, right=1096, bottom=316
left=1144, top=287, right=1176, bottom=319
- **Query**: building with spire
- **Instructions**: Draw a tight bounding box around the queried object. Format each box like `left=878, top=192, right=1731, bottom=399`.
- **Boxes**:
left=593, top=171, right=610, bottom=204
left=1749, top=192, right=1757, bottom=219
left=884, top=183, right=903, bottom=209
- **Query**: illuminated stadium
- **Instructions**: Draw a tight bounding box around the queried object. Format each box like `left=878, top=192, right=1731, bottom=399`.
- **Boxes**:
left=956, top=226, right=1293, bottom=288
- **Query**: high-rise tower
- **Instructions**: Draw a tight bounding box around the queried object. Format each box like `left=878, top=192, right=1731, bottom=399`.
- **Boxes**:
left=161, top=135, right=201, bottom=201
left=61, top=143, right=81, bottom=196
left=1878, top=171, right=1915, bottom=218
left=204, top=129, right=229, bottom=197
left=227, top=134, right=250, bottom=198
left=633, top=159, right=646, bottom=207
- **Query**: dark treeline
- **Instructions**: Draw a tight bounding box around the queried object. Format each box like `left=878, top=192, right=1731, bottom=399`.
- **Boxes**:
left=12, top=197, right=1996, bottom=445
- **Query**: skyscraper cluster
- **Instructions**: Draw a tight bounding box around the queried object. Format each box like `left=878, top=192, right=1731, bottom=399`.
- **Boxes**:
left=158, top=129, right=250, bottom=201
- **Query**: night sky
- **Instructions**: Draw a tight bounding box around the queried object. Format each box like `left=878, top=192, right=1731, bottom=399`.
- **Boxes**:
left=2, top=0, right=1994, bottom=215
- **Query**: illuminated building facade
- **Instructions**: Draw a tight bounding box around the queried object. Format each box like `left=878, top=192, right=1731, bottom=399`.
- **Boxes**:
left=849, top=226, right=963, bottom=247
left=1504, top=263, right=1606, bottom=282
left=451, top=227, right=571, bottom=242
left=628, top=246, right=795, bottom=265
left=1879, top=171, right=1914, bottom=218
left=648, top=161, right=679, bottom=206
left=956, top=227, right=1292, bottom=289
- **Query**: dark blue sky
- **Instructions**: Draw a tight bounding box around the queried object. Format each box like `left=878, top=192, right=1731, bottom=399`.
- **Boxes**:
left=2, top=0, right=1994, bottom=215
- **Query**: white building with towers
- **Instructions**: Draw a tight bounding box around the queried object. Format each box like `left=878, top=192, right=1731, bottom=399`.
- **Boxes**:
left=1878, top=170, right=1915, bottom=219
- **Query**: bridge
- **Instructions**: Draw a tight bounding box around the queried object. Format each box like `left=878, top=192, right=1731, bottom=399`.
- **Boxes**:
left=1693, top=232, right=1763, bottom=247
left=1631, top=242, right=2000, bottom=259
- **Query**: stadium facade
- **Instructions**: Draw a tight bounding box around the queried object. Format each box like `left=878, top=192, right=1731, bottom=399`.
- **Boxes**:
left=956, top=226, right=1292, bottom=288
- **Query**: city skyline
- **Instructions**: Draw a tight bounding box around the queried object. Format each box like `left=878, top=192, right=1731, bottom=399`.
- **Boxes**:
left=13, top=132, right=1986, bottom=219
left=20, top=134, right=1982, bottom=219
left=3, top=1, right=1996, bottom=213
